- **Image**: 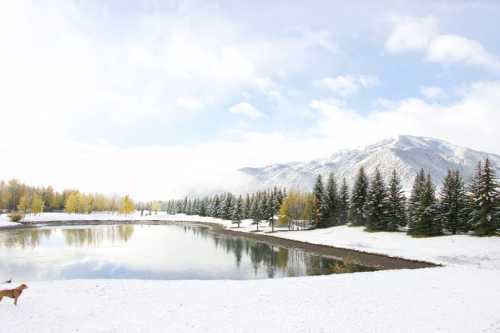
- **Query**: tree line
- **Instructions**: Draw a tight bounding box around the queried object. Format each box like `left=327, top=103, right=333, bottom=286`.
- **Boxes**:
left=163, top=188, right=287, bottom=231
left=0, top=179, right=135, bottom=219
left=311, top=158, right=499, bottom=236
left=169, top=158, right=499, bottom=237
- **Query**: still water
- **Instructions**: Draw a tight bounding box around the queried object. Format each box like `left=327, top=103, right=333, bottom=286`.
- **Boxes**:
left=0, top=224, right=371, bottom=281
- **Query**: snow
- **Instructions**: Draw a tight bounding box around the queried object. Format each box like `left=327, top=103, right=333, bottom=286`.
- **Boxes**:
left=1, top=268, right=499, bottom=333
left=2, top=212, right=500, bottom=332
left=0, top=214, right=20, bottom=228
left=239, top=134, right=500, bottom=193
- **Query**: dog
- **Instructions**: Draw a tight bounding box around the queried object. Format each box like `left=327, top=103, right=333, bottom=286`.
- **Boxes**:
left=0, top=284, right=28, bottom=306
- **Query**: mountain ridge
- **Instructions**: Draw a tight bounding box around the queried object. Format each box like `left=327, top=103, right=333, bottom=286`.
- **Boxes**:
left=239, top=135, right=500, bottom=193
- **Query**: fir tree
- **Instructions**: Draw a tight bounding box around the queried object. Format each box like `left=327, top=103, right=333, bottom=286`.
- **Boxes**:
left=232, top=195, right=244, bottom=228
left=366, top=168, right=388, bottom=231
left=408, top=173, right=441, bottom=237
left=408, top=169, right=426, bottom=232
left=439, top=170, right=468, bottom=234
left=324, top=173, right=339, bottom=227
left=386, top=170, right=407, bottom=231
left=469, top=159, right=499, bottom=236
left=349, top=167, right=369, bottom=226
left=312, top=175, right=326, bottom=227
left=251, top=194, right=262, bottom=231
left=338, top=178, right=349, bottom=225
left=222, top=193, right=234, bottom=220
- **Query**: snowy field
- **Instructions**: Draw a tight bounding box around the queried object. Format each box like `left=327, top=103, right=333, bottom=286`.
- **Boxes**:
left=1, top=212, right=500, bottom=332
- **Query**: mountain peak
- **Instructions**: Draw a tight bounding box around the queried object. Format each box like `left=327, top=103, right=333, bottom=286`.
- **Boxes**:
left=240, top=135, right=500, bottom=193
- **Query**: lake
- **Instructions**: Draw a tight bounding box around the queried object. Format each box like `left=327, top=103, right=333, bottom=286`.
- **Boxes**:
left=0, top=223, right=373, bottom=281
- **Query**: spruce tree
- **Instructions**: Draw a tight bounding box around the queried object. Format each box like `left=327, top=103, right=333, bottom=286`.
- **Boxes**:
left=313, top=175, right=326, bottom=228
left=408, top=173, right=441, bottom=237
left=222, top=193, right=234, bottom=220
left=232, top=195, right=244, bottom=228
left=366, top=168, right=388, bottom=231
left=469, top=159, right=499, bottom=236
left=324, top=173, right=339, bottom=227
left=338, top=178, right=349, bottom=225
left=408, top=169, right=426, bottom=232
left=386, top=169, right=407, bottom=231
left=440, top=170, right=468, bottom=234
left=251, top=194, right=262, bottom=231
left=349, top=167, right=369, bottom=226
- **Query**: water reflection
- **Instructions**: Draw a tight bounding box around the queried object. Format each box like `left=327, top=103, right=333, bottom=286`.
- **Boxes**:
left=0, top=224, right=375, bottom=281
left=63, top=225, right=135, bottom=247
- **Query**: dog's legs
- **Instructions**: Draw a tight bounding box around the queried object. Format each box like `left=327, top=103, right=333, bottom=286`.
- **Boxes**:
left=14, top=296, right=17, bottom=306
left=0, top=296, right=3, bottom=303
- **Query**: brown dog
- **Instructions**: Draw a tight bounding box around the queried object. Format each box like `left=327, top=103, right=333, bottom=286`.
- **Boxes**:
left=0, top=284, right=28, bottom=306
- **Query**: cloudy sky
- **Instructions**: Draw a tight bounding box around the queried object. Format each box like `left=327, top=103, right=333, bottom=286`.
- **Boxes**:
left=1, top=0, right=499, bottom=199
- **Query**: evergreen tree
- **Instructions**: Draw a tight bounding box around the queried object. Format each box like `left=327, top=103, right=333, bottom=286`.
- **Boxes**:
left=338, top=178, right=349, bottom=225
left=312, top=175, right=326, bottom=227
left=251, top=194, right=262, bottom=231
left=349, top=167, right=369, bottom=226
left=366, top=168, right=388, bottom=231
left=324, top=173, right=339, bottom=227
left=440, top=170, right=468, bottom=234
left=408, top=169, right=426, bottom=232
left=386, top=170, right=407, bottom=231
left=232, top=195, right=244, bottom=228
left=222, top=193, right=234, bottom=220
left=408, top=173, right=441, bottom=237
left=469, top=159, right=499, bottom=236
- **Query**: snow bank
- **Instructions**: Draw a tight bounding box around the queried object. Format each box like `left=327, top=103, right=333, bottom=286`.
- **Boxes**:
left=1, top=267, right=499, bottom=333
left=0, top=214, right=19, bottom=228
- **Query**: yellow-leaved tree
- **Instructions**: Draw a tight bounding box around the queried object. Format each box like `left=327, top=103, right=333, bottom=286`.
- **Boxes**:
left=65, top=192, right=79, bottom=214
left=120, top=195, right=135, bottom=215
left=31, top=193, right=45, bottom=215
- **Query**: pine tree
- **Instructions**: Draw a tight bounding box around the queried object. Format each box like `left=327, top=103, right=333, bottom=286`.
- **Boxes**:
left=366, top=168, right=388, bottom=231
left=386, top=170, right=407, bottom=231
left=232, top=195, right=244, bottom=228
left=349, top=167, right=369, bottom=226
left=324, top=173, right=339, bottom=227
left=251, top=194, right=262, bottom=231
left=408, top=169, right=426, bottom=232
left=313, top=175, right=326, bottom=228
left=222, top=193, right=234, bottom=220
left=440, top=170, right=468, bottom=234
left=469, top=159, right=499, bottom=236
left=408, top=173, right=441, bottom=237
left=338, top=178, right=349, bottom=225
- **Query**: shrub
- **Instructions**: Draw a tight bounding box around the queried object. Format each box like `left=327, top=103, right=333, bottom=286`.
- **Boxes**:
left=8, top=212, right=24, bottom=222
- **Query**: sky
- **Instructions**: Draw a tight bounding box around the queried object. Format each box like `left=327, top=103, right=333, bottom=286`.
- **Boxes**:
left=1, top=0, right=499, bottom=199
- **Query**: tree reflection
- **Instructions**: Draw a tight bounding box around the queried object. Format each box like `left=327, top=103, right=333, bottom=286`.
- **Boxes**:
left=63, top=225, right=135, bottom=247
left=1, top=228, right=53, bottom=248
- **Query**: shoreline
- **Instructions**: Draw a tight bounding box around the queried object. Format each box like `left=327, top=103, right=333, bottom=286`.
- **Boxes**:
left=1, top=219, right=438, bottom=270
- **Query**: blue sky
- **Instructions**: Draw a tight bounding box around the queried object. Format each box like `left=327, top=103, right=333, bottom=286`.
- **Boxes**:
left=1, top=0, right=499, bottom=199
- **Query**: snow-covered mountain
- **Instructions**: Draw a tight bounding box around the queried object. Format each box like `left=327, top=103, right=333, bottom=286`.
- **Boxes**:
left=239, top=135, right=500, bottom=193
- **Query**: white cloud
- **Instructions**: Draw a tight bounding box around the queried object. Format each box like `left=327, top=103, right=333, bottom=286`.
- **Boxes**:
left=426, top=34, right=500, bottom=72
left=386, top=16, right=500, bottom=73
left=385, top=16, right=438, bottom=53
left=318, top=75, right=379, bottom=96
left=420, top=86, right=446, bottom=99
left=311, top=81, right=500, bottom=153
left=229, top=102, right=263, bottom=119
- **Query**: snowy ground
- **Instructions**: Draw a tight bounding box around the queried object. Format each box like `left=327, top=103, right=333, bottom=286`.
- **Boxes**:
left=1, top=212, right=500, bottom=332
